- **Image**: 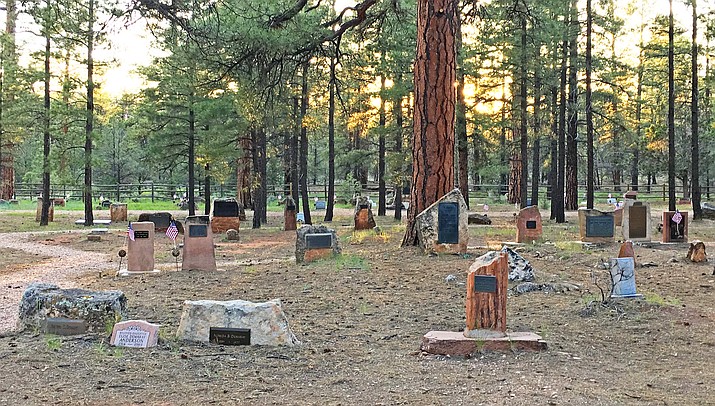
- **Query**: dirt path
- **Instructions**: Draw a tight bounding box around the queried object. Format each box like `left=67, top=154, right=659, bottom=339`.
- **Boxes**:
left=0, top=231, right=113, bottom=334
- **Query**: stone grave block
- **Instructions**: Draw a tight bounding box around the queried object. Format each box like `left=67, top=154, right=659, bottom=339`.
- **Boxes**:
left=296, top=225, right=341, bottom=264
left=110, top=203, right=127, bottom=222
left=110, top=320, right=160, bottom=348
left=415, top=189, right=468, bottom=255
left=87, top=234, right=102, bottom=242
left=182, top=215, right=217, bottom=271
left=622, top=201, right=651, bottom=242
left=211, top=199, right=240, bottom=234
left=284, top=196, right=297, bottom=231
left=138, top=212, right=173, bottom=232
left=515, top=206, right=542, bottom=243
left=609, top=257, right=642, bottom=298
left=354, top=196, right=376, bottom=231
left=226, top=229, right=239, bottom=241
left=421, top=252, right=546, bottom=355
left=35, top=198, right=54, bottom=222
left=687, top=240, right=707, bottom=262
left=124, top=221, right=158, bottom=275
left=662, top=211, right=688, bottom=243
left=176, top=299, right=299, bottom=346
left=578, top=208, right=615, bottom=243
left=624, top=191, right=638, bottom=200
left=18, top=283, right=126, bottom=333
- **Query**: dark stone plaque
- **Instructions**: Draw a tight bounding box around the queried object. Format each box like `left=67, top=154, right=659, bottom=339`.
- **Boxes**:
left=438, top=202, right=459, bottom=244
left=134, top=230, right=149, bottom=239
left=189, top=224, right=208, bottom=238
left=213, top=200, right=239, bottom=217
left=315, top=201, right=327, bottom=210
left=629, top=205, right=647, bottom=239
left=209, top=327, right=251, bottom=345
left=359, top=204, right=370, bottom=210
left=585, top=215, right=614, bottom=237
left=526, top=220, right=537, bottom=230
left=138, top=212, right=173, bottom=230
left=474, top=275, right=497, bottom=293
left=305, top=233, right=332, bottom=249
left=43, top=318, right=86, bottom=336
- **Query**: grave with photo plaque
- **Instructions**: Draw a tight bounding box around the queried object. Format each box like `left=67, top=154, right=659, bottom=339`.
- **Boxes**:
left=516, top=206, right=542, bottom=243
left=662, top=211, right=688, bottom=243
left=284, top=196, right=297, bottom=231
left=415, top=189, right=468, bottom=255
left=421, top=251, right=546, bottom=355
left=182, top=215, right=217, bottom=271
left=578, top=208, right=615, bottom=243
left=622, top=201, right=651, bottom=242
left=124, top=221, right=159, bottom=275
left=211, top=199, right=241, bottom=234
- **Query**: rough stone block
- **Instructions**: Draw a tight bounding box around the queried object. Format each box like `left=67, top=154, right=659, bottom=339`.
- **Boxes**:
left=176, top=299, right=299, bottom=346
left=421, top=331, right=547, bottom=355
left=226, top=228, right=240, bottom=241
left=687, top=240, right=707, bottom=263
left=516, top=206, right=542, bottom=243
left=416, top=189, right=469, bottom=255
left=110, top=203, right=127, bottom=222
left=211, top=216, right=240, bottom=234
left=17, top=283, right=126, bottom=333
left=296, top=225, right=341, bottom=264
left=354, top=196, right=376, bottom=231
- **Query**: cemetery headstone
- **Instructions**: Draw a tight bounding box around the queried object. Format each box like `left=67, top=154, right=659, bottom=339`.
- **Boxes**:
left=284, top=196, right=297, bottom=231
left=35, top=198, right=54, bottom=222
left=662, top=211, right=688, bottom=243
left=623, top=191, right=638, bottom=200
left=515, top=206, right=542, bottom=243
left=124, top=221, right=159, bottom=275
left=182, top=215, right=217, bottom=271
left=209, top=327, right=251, bottom=345
left=43, top=318, right=87, bottom=336
left=211, top=199, right=240, bottom=234
left=415, top=189, right=469, bottom=255
left=618, top=240, right=635, bottom=265
left=176, top=299, right=299, bottom=346
left=622, top=201, right=651, bottom=242
left=226, top=228, right=239, bottom=241
left=421, top=252, right=546, bottom=355
left=613, top=206, right=623, bottom=227
left=609, top=257, right=642, bottom=298
left=354, top=196, right=376, bottom=231
left=52, top=198, right=66, bottom=207
left=110, top=320, right=160, bottom=348
left=87, top=234, right=102, bottom=242
left=296, top=225, right=341, bottom=264
left=687, top=240, right=707, bottom=262
left=18, top=282, right=127, bottom=333
left=138, top=212, right=174, bottom=232
left=110, top=203, right=127, bottom=222
left=578, top=208, right=615, bottom=243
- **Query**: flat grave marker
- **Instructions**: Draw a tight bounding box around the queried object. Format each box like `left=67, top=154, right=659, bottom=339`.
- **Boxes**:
left=209, top=327, right=251, bottom=345
left=43, top=318, right=86, bottom=336
left=110, top=320, right=160, bottom=348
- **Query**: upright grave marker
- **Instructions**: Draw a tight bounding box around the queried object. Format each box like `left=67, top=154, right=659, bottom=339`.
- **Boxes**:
left=35, top=198, right=54, bottom=222
left=354, top=196, right=376, bottom=231
left=415, top=189, right=468, bottom=254
left=516, top=206, right=542, bottom=243
left=110, top=203, right=127, bottom=222
left=182, top=215, right=217, bottom=271
left=211, top=199, right=240, bottom=234
left=662, top=211, right=688, bottom=243
left=622, top=201, right=651, bottom=242
left=284, top=196, right=297, bottom=231
left=296, top=225, right=341, bottom=263
left=138, top=212, right=174, bottom=232
left=609, top=257, right=642, bottom=298
left=578, top=208, right=615, bottom=243
left=124, top=221, right=159, bottom=275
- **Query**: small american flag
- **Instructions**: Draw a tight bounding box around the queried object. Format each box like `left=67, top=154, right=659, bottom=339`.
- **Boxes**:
left=127, top=222, right=135, bottom=241
left=166, top=220, right=179, bottom=240
left=672, top=211, right=683, bottom=225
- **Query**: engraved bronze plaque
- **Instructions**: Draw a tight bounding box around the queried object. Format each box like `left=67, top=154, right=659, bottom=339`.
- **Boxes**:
left=585, top=215, right=614, bottom=237
left=629, top=205, right=647, bottom=239
left=43, top=318, right=86, bottom=336
left=209, top=327, right=250, bottom=345
left=474, top=275, right=497, bottom=293
left=189, top=224, right=208, bottom=238
left=134, top=230, right=149, bottom=239
left=305, top=233, right=332, bottom=249
left=526, top=220, right=537, bottom=230
left=438, top=202, right=459, bottom=244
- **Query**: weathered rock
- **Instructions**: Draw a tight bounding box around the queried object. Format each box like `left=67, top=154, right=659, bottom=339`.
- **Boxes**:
left=17, top=283, right=127, bottom=333
left=354, top=196, right=376, bottom=231
left=295, top=225, right=341, bottom=263
left=468, top=213, right=492, bottom=225
left=687, top=240, right=707, bottom=263
left=226, top=229, right=240, bottom=241
left=618, top=240, right=635, bottom=265
left=416, top=189, right=469, bottom=255
left=176, top=299, right=299, bottom=346
left=513, top=282, right=580, bottom=295
left=501, top=246, right=536, bottom=282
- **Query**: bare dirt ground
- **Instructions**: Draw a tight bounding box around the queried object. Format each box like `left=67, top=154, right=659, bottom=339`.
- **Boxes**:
left=0, top=207, right=714, bottom=405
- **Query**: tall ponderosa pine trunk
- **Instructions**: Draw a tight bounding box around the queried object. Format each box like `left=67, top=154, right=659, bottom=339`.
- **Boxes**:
left=325, top=51, right=336, bottom=222
left=668, top=0, right=676, bottom=211
left=83, top=0, right=95, bottom=226
left=187, top=92, right=196, bottom=216
left=252, top=127, right=267, bottom=228
left=531, top=60, right=542, bottom=208
left=519, top=16, right=528, bottom=209
left=394, top=94, right=404, bottom=221
left=633, top=27, right=645, bottom=191
left=585, top=0, right=594, bottom=209
left=299, top=62, right=312, bottom=224
left=455, top=10, right=469, bottom=209
left=40, top=9, right=51, bottom=226
left=0, top=0, right=17, bottom=201
left=204, top=163, right=211, bottom=215
left=291, top=96, right=299, bottom=204
left=402, top=0, right=457, bottom=247
left=378, top=74, right=387, bottom=216
left=554, top=35, right=568, bottom=223
left=236, top=135, right=253, bottom=208
left=692, top=0, right=702, bottom=219
left=565, top=0, right=579, bottom=211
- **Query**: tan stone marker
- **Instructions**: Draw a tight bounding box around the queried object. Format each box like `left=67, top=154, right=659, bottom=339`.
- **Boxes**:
left=110, top=203, right=127, bottom=222
left=421, top=252, right=546, bottom=355
left=121, top=221, right=159, bottom=276
left=515, top=206, right=542, bottom=243
left=35, top=197, right=54, bottom=222
left=182, top=215, right=217, bottom=271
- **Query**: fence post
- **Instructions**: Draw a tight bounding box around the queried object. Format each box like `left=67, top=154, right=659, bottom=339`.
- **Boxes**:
left=151, top=183, right=155, bottom=203
left=662, top=184, right=666, bottom=202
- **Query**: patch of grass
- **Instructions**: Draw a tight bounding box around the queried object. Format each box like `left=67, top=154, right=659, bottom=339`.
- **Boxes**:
left=46, top=335, right=62, bottom=351
left=335, top=254, right=369, bottom=271
left=94, top=341, right=124, bottom=357
left=555, top=241, right=583, bottom=252
left=349, top=230, right=372, bottom=245
left=644, top=292, right=682, bottom=307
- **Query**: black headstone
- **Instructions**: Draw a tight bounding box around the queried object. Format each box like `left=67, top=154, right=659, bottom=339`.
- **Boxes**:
left=213, top=200, right=239, bottom=217
left=138, top=212, right=173, bottom=230
left=209, top=327, right=251, bottom=345
left=585, top=215, right=614, bottom=237
left=134, top=230, right=149, bottom=239
left=474, top=275, right=497, bottom=293
left=189, top=224, right=208, bottom=238
left=438, top=202, right=460, bottom=244
left=305, top=233, right=332, bottom=249
left=526, top=220, right=537, bottom=230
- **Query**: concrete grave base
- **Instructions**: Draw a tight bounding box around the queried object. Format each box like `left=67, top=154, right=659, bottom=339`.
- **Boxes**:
left=117, top=269, right=161, bottom=277
left=421, top=331, right=547, bottom=355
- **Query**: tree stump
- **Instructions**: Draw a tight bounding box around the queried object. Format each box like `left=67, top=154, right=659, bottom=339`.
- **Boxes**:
left=687, top=240, right=707, bottom=263
left=465, top=252, right=508, bottom=337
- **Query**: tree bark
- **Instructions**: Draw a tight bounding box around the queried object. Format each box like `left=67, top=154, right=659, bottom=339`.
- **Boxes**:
left=554, top=35, right=568, bottom=223
left=300, top=62, right=312, bottom=224
left=394, top=94, right=404, bottom=221
left=531, top=58, right=542, bottom=208
left=204, top=163, right=211, bottom=215
left=378, top=74, right=387, bottom=216
left=455, top=10, right=469, bottom=209
left=325, top=50, right=336, bottom=222
left=83, top=0, right=95, bottom=226
left=692, top=0, right=702, bottom=219
left=0, top=0, right=17, bottom=201
left=668, top=0, right=676, bottom=211
left=236, top=135, right=253, bottom=209
left=188, top=92, right=196, bottom=216
left=291, top=96, right=299, bottom=204
left=519, top=16, right=528, bottom=209
left=565, top=0, right=579, bottom=211
left=585, top=0, right=594, bottom=209
left=41, top=13, right=51, bottom=226
left=402, top=0, right=457, bottom=247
